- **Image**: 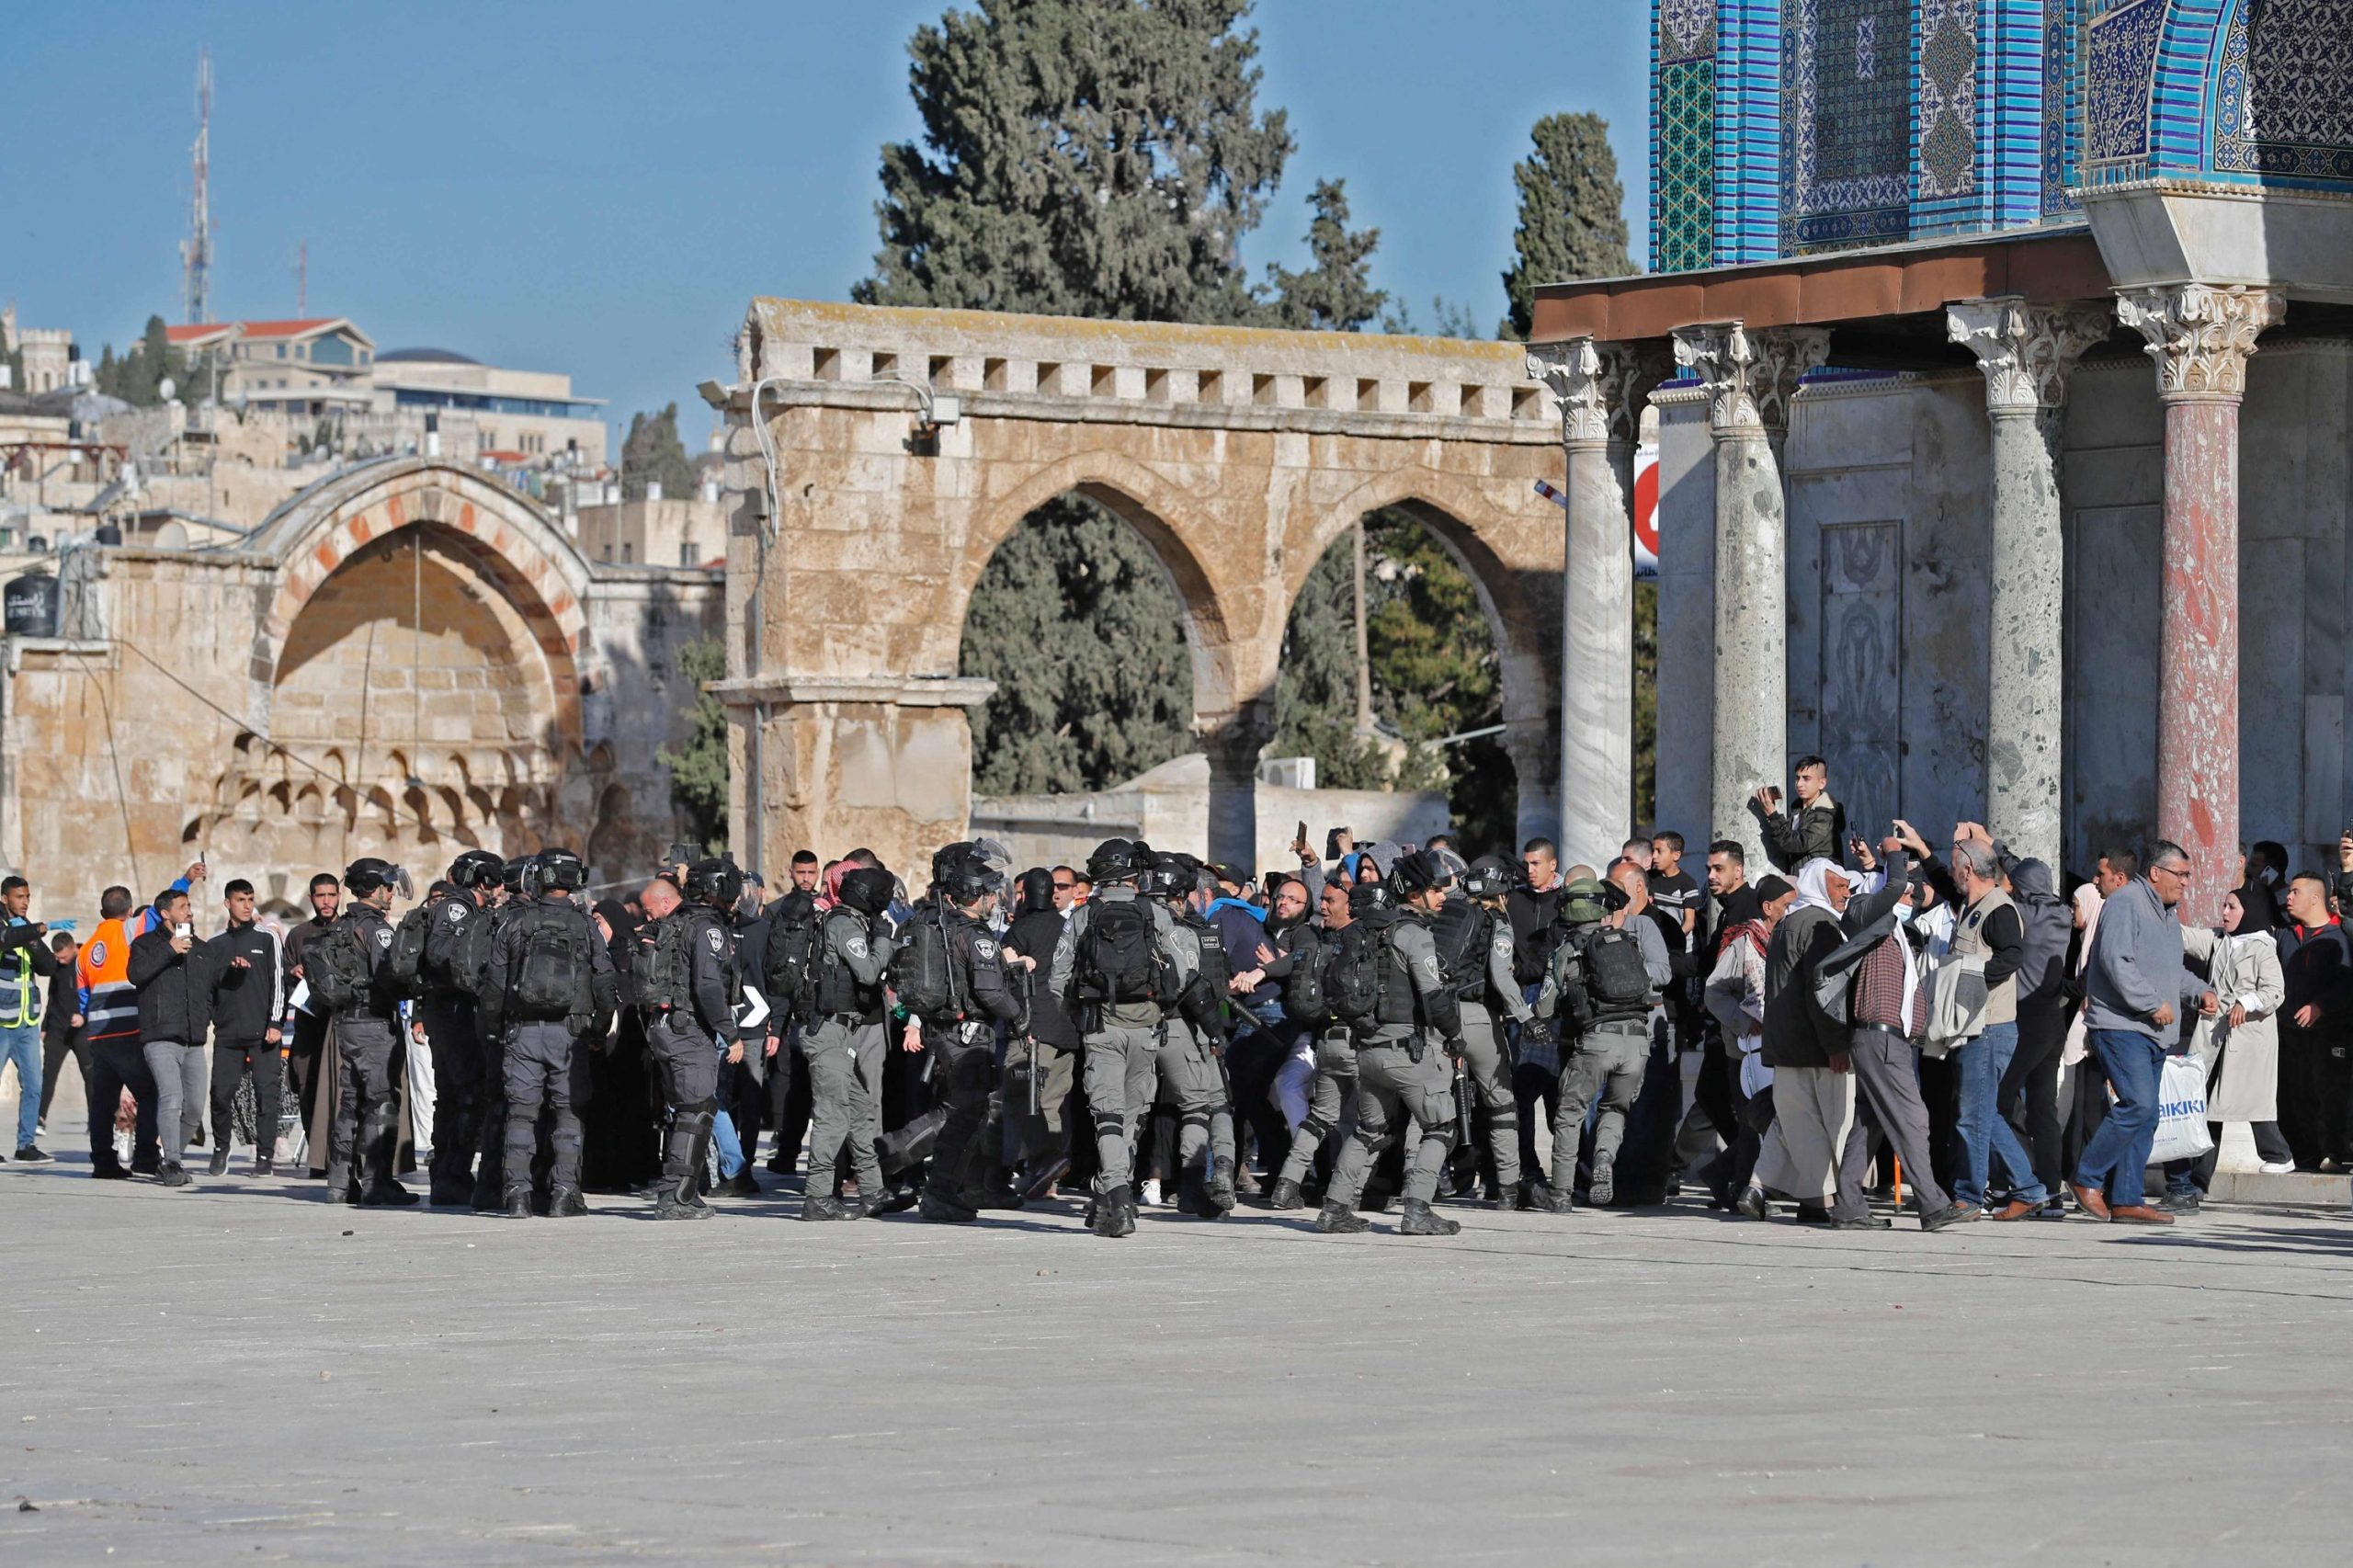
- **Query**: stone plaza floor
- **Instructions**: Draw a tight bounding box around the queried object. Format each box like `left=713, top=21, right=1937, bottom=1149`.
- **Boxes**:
left=6, top=1114, right=2352, bottom=1566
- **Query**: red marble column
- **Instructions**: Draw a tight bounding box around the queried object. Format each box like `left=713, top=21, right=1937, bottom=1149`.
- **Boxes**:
left=2119, top=284, right=2284, bottom=926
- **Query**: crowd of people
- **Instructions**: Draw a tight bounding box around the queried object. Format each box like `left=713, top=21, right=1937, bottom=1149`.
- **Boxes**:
left=8, top=754, right=2352, bottom=1237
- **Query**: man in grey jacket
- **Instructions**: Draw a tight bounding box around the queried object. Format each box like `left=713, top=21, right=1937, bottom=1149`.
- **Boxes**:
left=2072, top=842, right=2210, bottom=1223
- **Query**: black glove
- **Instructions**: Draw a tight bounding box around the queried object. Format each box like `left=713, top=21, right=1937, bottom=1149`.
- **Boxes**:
left=1521, top=1016, right=1557, bottom=1049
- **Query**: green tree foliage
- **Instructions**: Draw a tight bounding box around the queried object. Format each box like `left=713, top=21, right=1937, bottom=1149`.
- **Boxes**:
left=856, top=0, right=1292, bottom=324
left=1634, top=579, right=1658, bottom=829
left=1262, top=180, right=1386, bottom=332
left=656, top=637, right=731, bottom=855
left=620, top=403, right=695, bottom=500
left=960, top=496, right=1195, bottom=793
left=92, top=315, right=189, bottom=406
left=1271, top=513, right=1517, bottom=854
left=1500, top=112, right=1631, bottom=340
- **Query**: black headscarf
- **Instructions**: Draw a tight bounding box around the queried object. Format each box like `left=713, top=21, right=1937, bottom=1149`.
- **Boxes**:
left=1015, top=867, right=1056, bottom=917
left=2229, top=880, right=2283, bottom=934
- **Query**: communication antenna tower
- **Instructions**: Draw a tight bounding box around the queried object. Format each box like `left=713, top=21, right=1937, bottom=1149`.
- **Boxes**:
left=180, top=48, right=214, bottom=324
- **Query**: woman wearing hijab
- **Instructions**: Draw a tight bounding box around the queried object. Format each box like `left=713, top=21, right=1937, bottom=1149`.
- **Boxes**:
left=580, top=897, right=659, bottom=1191
left=2177, top=881, right=2293, bottom=1191
left=1996, top=858, right=2075, bottom=1210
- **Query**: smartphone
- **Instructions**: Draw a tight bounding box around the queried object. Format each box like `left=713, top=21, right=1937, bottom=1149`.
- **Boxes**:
left=175, top=922, right=194, bottom=940
left=1294, top=819, right=1309, bottom=847
left=1324, top=828, right=1347, bottom=861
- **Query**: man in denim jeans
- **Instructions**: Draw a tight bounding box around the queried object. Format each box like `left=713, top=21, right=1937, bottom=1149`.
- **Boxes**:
left=1942, top=835, right=2050, bottom=1221
left=0, top=875, right=60, bottom=1161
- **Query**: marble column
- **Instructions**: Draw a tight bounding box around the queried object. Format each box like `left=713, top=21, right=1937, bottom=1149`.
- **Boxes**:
left=1199, top=707, right=1274, bottom=872
left=1670, top=322, right=1827, bottom=871
left=1947, top=297, right=2110, bottom=871
left=1527, top=337, right=1673, bottom=869
left=2115, top=283, right=2285, bottom=926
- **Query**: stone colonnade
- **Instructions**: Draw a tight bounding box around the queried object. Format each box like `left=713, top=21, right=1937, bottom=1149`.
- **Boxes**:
left=1538, top=282, right=2281, bottom=924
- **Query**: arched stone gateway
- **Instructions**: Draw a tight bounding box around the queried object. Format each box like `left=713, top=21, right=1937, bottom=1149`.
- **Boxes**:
left=711, top=301, right=1582, bottom=872
left=1, top=458, right=720, bottom=917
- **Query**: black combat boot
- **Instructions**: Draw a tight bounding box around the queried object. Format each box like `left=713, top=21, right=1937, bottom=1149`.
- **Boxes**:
left=551, top=1187, right=588, bottom=1217
left=504, top=1187, right=533, bottom=1219
left=920, top=1190, right=980, bottom=1223
left=1204, top=1157, right=1237, bottom=1215
left=1535, top=1184, right=1575, bottom=1214
left=324, top=1158, right=359, bottom=1207
left=1399, top=1199, right=1461, bottom=1236
left=1259, top=1176, right=1306, bottom=1210
left=1094, top=1183, right=1137, bottom=1237
left=1587, top=1159, right=1617, bottom=1208
left=1313, top=1200, right=1370, bottom=1234
left=801, top=1193, right=849, bottom=1221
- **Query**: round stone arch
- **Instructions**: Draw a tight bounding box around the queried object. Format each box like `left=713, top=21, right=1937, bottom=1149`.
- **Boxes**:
left=947, top=449, right=1248, bottom=727
left=249, top=460, right=593, bottom=746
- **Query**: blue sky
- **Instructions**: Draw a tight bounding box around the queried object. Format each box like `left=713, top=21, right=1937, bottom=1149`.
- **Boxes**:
left=4, top=2, right=1651, bottom=444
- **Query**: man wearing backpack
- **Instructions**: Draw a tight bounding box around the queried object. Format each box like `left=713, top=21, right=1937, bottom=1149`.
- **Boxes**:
left=408, top=849, right=503, bottom=1206
left=796, top=863, right=897, bottom=1221
left=1261, top=878, right=1353, bottom=1210
left=1152, top=854, right=1241, bottom=1219
left=1049, top=838, right=1176, bottom=1239
left=1315, top=852, right=1467, bottom=1238
left=468, top=858, right=533, bottom=1210
left=480, top=849, right=615, bottom=1219
left=1529, top=867, right=1673, bottom=1212
left=907, top=853, right=1026, bottom=1223
left=1430, top=854, right=1534, bottom=1209
left=638, top=859, right=748, bottom=1221
left=316, top=858, right=417, bottom=1207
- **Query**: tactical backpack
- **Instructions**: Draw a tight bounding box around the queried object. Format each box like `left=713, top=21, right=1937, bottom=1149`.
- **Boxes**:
left=510, top=907, right=592, bottom=1021
left=385, top=903, right=435, bottom=1001
left=1429, top=898, right=1490, bottom=1002
left=305, top=915, right=374, bottom=1014
left=631, top=915, right=692, bottom=1017
left=1559, top=922, right=1654, bottom=1028
left=890, top=906, right=961, bottom=1021
left=418, top=893, right=476, bottom=994
left=1325, top=914, right=1392, bottom=1028
left=1077, top=898, right=1161, bottom=1005
left=1280, top=926, right=1328, bottom=1025
left=760, top=898, right=820, bottom=1025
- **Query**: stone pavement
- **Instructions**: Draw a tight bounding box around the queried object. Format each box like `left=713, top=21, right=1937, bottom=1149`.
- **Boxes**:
left=6, top=1124, right=2353, bottom=1567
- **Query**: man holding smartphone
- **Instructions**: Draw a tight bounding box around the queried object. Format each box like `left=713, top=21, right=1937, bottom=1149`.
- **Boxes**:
left=1748, top=756, right=1847, bottom=874
left=127, top=885, right=229, bottom=1187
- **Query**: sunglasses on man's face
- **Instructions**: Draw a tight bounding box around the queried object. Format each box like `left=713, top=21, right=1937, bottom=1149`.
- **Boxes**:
left=1052, top=880, right=1074, bottom=891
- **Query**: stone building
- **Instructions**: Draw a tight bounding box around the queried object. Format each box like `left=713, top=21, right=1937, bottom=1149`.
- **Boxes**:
left=1526, top=0, right=2353, bottom=921
left=0, top=457, right=719, bottom=918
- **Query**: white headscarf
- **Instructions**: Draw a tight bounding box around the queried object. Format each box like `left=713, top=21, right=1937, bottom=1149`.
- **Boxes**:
left=2071, top=882, right=2104, bottom=974
left=1793, top=857, right=1843, bottom=915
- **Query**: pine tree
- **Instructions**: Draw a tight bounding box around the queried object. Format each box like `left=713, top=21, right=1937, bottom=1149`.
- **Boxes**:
left=1263, top=180, right=1387, bottom=332
left=656, top=637, right=731, bottom=854
left=620, top=403, right=695, bottom=500
left=1499, top=112, right=1631, bottom=340
left=856, top=0, right=1293, bottom=324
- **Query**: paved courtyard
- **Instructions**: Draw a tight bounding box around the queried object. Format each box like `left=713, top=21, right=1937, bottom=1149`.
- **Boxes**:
left=6, top=1109, right=2352, bottom=1567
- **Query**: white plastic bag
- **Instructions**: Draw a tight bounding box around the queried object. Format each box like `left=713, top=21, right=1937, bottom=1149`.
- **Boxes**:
left=2149, top=1051, right=2215, bottom=1165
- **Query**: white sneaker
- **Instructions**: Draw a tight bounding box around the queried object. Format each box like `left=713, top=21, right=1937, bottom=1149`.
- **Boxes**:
left=1141, top=1178, right=1164, bottom=1207
left=2257, top=1160, right=2296, bottom=1175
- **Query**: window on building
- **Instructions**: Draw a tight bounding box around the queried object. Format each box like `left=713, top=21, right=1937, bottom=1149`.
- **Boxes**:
left=679, top=539, right=697, bottom=567
left=621, top=541, right=632, bottom=563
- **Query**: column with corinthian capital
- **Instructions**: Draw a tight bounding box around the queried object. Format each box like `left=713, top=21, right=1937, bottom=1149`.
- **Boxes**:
left=1669, top=322, right=1827, bottom=871
left=1527, top=337, right=1672, bottom=868
left=2115, top=283, right=2285, bottom=925
left=1947, top=297, right=2110, bottom=870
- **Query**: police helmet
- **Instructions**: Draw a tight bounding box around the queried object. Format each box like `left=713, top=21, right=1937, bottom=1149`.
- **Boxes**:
left=1557, top=875, right=1609, bottom=926
left=1348, top=881, right=1395, bottom=915
left=1388, top=849, right=1452, bottom=898
left=1086, top=837, right=1141, bottom=883
left=837, top=865, right=896, bottom=917
left=528, top=847, right=587, bottom=896
left=930, top=841, right=979, bottom=889
left=683, top=856, right=745, bottom=909
left=938, top=855, right=996, bottom=906
left=1461, top=855, right=1514, bottom=902
left=343, top=857, right=412, bottom=900
left=447, top=848, right=506, bottom=891
left=499, top=857, right=532, bottom=894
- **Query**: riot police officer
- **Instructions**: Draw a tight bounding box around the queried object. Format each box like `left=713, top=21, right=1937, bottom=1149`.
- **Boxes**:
left=1317, top=851, right=1463, bottom=1238
left=417, top=848, right=504, bottom=1207
left=1048, top=838, right=1176, bottom=1239
left=1261, top=878, right=1352, bottom=1210
left=1152, top=854, right=1240, bottom=1217
left=638, top=859, right=744, bottom=1221
left=315, top=857, right=417, bottom=1207
left=470, top=857, right=533, bottom=1211
left=1430, top=853, right=1534, bottom=1209
left=906, top=852, right=1025, bottom=1222
left=798, top=863, right=896, bottom=1221
left=479, top=848, right=615, bottom=1218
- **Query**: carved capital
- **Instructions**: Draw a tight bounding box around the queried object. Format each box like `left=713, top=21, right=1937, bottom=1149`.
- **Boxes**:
left=1526, top=338, right=1673, bottom=448
left=1670, top=323, right=1828, bottom=437
left=2114, top=283, right=2285, bottom=402
left=1946, top=296, right=2111, bottom=414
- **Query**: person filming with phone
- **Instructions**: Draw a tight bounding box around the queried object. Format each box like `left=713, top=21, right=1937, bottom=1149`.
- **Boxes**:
left=1749, top=756, right=1847, bottom=874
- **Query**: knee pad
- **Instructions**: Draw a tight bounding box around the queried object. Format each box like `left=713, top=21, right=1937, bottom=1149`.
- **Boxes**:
left=1179, top=1110, right=1211, bottom=1134
left=1299, top=1113, right=1334, bottom=1143
left=1092, top=1111, right=1126, bottom=1142
left=1351, top=1122, right=1388, bottom=1155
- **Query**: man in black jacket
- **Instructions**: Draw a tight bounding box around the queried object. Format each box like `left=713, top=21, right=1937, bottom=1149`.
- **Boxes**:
left=128, top=886, right=229, bottom=1187
left=1749, top=756, right=1847, bottom=874
left=205, top=880, right=288, bottom=1176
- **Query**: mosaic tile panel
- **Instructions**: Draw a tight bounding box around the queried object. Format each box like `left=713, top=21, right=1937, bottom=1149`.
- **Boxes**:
left=1916, top=0, right=1981, bottom=199
left=1660, top=0, right=1720, bottom=61
left=1783, top=0, right=1913, bottom=250
left=2084, top=0, right=2165, bottom=168
left=1655, top=57, right=1720, bottom=268
left=2211, top=0, right=2353, bottom=187
left=2043, top=0, right=2083, bottom=213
